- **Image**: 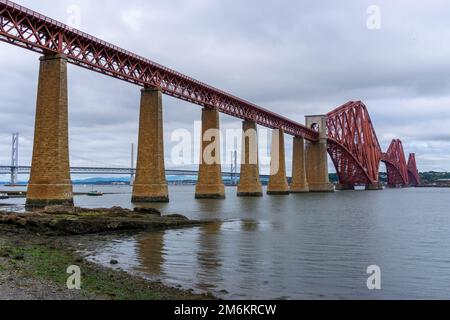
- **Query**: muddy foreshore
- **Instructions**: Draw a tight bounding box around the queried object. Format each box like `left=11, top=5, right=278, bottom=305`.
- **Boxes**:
left=0, top=206, right=217, bottom=300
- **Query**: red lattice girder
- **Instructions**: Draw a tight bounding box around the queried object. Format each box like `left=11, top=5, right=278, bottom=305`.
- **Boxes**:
left=0, top=0, right=318, bottom=141
left=407, top=153, right=421, bottom=186
left=326, top=101, right=382, bottom=185
left=381, top=139, right=409, bottom=186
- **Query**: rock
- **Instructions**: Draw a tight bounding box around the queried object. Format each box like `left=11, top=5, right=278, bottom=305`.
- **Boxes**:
left=109, top=207, right=130, bottom=215
left=133, top=207, right=161, bottom=216
left=7, top=215, right=18, bottom=223
left=87, top=207, right=132, bottom=216
left=110, top=259, right=119, bottom=265
left=165, top=214, right=189, bottom=221
left=16, top=218, right=28, bottom=227
left=42, top=205, right=77, bottom=215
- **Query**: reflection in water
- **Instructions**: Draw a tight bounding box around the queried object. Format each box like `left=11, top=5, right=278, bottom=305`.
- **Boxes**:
left=137, top=231, right=165, bottom=276
left=196, top=199, right=226, bottom=217
left=42, top=186, right=450, bottom=299
left=241, top=220, right=259, bottom=232
left=236, top=220, right=262, bottom=297
left=196, top=222, right=223, bottom=292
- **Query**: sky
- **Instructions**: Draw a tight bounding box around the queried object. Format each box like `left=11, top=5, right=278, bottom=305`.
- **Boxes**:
left=1, top=0, right=450, bottom=178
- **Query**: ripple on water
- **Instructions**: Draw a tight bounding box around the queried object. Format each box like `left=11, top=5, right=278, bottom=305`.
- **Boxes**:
left=4, top=185, right=449, bottom=299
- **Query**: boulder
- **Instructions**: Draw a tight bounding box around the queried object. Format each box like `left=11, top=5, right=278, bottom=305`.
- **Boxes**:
left=133, top=207, right=161, bottom=216
left=165, top=214, right=189, bottom=221
left=42, top=205, right=77, bottom=215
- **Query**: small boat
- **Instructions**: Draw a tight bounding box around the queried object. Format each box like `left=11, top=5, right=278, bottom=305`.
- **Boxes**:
left=87, top=190, right=103, bottom=197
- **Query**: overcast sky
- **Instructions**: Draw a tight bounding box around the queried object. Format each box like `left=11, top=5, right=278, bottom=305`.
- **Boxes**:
left=1, top=0, right=449, bottom=177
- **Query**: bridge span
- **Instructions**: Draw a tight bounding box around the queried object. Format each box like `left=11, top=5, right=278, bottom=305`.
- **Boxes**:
left=0, top=166, right=242, bottom=179
left=0, top=1, right=420, bottom=208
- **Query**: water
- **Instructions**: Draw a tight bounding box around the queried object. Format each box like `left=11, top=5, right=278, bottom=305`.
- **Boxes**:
left=2, top=186, right=450, bottom=299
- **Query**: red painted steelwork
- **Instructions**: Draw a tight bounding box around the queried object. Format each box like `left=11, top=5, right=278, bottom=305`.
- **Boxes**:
left=326, top=101, right=382, bottom=186
left=407, top=153, right=421, bottom=186
left=0, top=0, right=318, bottom=141
left=381, top=139, right=409, bottom=187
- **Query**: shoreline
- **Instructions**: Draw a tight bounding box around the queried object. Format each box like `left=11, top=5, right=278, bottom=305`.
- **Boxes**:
left=0, top=207, right=217, bottom=300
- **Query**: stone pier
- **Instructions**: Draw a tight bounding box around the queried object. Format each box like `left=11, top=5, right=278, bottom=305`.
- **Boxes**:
left=267, top=129, right=289, bottom=195
left=237, top=120, right=263, bottom=197
left=26, top=54, right=73, bottom=208
left=290, top=136, right=309, bottom=193
left=132, top=88, right=169, bottom=203
left=335, top=183, right=355, bottom=191
left=366, top=183, right=384, bottom=190
left=195, top=108, right=226, bottom=199
left=305, top=115, right=334, bottom=192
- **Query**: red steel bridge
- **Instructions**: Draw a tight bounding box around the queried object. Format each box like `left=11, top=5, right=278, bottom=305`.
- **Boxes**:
left=327, top=101, right=420, bottom=188
left=0, top=0, right=420, bottom=191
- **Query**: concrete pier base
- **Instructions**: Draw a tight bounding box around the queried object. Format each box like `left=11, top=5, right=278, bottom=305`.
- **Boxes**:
left=305, top=115, right=334, bottom=193
left=26, top=54, right=73, bottom=208
left=336, top=183, right=355, bottom=191
left=132, top=88, right=169, bottom=203
left=366, top=183, right=384, bottom=191
left=267, top=129, right=289, bottom=195
left=237, top=121, right=263, bottom=197
left=290, top=136, right=309, bottom=193
left=195, top=108, right=226, bottom=199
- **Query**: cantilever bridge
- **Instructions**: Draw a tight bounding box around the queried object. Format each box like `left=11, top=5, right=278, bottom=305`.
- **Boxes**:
left=0, top=1, right=420, bottom=207
left=326, top=101, right=420, bottom=189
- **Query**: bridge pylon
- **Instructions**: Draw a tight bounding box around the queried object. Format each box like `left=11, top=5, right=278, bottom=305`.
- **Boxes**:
left=407, top=153, right=421, bottom=187
left=381, top=139, right=409, bottom=188
left=267, top=129, right=290, bottom=195
left=195, top=108, right=226, bottom=199
left=290, top=136, right=309, bottom=193
left=305, top=115, right=334, bottom=192
left=132, top=88, right=169, bottom=203
left=27, top=54, right=73, bottom=208
left=10, top=133, right=19, bottom=186
left=326, top=101, right=383, bottom=191
left=237, top=120, right=263, bottom=197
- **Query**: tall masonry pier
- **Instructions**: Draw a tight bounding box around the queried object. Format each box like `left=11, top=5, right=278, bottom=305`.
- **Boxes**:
left=290, top=136, right=309, bottom=193
left=305, top=115, right=334, bottom=192
left=27, top=54, right=73, bottom=208
left=132, top=88, right=169, bottom=203
left=237, top=120, right=263, bottom=197
left=267, top=129, right=290, bottom=195
left=195, top=108, right=226, bottom=199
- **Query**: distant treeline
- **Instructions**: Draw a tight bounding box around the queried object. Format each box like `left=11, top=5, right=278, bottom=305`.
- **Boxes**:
left=419, top=172, right=450, bottom=185
left=329, top=172, right=447, bottom=185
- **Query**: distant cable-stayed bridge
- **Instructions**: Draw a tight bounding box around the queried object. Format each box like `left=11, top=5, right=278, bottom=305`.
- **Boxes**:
left=0, top=166, right=226, bottom=176
left=0, top=166, right=271, bottom=182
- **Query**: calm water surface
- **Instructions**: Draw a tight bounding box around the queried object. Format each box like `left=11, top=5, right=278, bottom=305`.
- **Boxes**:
left=2, top=186, right=450, bottom=299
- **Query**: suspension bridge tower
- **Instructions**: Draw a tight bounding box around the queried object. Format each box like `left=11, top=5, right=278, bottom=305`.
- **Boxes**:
left=10, top=133, right=19, bottom=186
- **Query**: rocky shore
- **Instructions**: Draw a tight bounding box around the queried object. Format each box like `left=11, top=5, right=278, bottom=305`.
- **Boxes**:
left=0, top=206, right=216, bottom=300
left=0, top=206, right=208, bottom=236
